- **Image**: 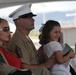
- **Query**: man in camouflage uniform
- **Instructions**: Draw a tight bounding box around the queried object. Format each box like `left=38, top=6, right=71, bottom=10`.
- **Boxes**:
left=8, top=3, right=55, bottom=75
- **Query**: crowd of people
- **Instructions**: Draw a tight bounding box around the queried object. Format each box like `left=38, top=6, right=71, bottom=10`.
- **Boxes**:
left=0, top=3, right=76, bottom=75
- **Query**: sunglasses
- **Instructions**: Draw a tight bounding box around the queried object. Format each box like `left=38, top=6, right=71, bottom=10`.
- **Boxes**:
left=0, top=27, right=10, bottom=32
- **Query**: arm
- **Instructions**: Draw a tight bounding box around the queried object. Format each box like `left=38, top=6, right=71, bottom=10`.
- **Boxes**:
left=38, top=46, right=46, bottom=63
left=54, top=50, right=75, bottom=64
left=21, top=45, right=55, bottom=70
left=21, top=55, right=55, bottom=70
left=51, top=41, right=75, bottom=64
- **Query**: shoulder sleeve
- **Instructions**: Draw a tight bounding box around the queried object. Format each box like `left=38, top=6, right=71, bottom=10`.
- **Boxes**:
left=8, top=38, right=30, bottom=64
left=15, top=40, right=30, bottom=64
left=50, top=41, right=62, bottom=52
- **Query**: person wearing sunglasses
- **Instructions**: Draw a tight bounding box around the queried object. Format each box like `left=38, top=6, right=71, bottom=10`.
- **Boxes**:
left=8, top=3, right=55, bottom=75
left=0, top=18, right=15, bottom=75
left=0, top=17, right=10, bottom=75
left=0, top=18, right=33, bottom=75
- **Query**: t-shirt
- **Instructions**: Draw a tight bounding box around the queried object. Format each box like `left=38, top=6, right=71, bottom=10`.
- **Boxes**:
left=43, top=41, right=71, bottom=75
left=43, top=41, right=62, bottom=58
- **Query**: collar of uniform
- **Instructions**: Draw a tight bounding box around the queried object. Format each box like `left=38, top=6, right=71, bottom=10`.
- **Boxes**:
left=26, top=36, right=30, bottom=40
left=15, top=29, right=28, bottom=42
left=26, top=36, right=31, bottom=42
left=26, top=36, right=29, bottom=39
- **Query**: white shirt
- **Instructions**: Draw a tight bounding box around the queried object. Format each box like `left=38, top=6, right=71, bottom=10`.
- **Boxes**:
left=43, top=41, right=71, bottom=75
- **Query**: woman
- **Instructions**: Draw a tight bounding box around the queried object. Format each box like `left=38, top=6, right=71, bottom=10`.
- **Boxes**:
left=0, top=18, right=32, bottom=75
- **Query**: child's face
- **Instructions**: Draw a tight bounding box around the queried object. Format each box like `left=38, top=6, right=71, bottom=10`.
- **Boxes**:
left=49, top=26, right=61, bottom=41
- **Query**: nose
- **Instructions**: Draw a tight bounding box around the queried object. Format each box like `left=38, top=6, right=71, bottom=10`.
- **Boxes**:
left=7, top=31, right=11, bottom=35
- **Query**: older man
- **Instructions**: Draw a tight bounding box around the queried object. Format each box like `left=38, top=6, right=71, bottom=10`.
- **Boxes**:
left=8, top=3, right=55, bottom=75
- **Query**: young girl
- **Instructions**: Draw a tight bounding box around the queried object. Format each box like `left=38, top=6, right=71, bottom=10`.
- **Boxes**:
left=39, top=20, right=75, bottom=75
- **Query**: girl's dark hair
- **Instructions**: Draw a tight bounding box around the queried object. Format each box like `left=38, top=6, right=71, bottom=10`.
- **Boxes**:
left=39, top=20, right=61, bottom=45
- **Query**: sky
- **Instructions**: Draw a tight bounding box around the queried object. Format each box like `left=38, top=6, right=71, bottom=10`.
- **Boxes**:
left=0, top=1, right=76, bottom=16
left=32, top=1, right=76, bottom=13
left=0, top=1, right=76, bottom=32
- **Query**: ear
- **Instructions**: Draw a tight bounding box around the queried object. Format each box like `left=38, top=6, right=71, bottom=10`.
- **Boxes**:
left=16, top=19, right=22, bottom=26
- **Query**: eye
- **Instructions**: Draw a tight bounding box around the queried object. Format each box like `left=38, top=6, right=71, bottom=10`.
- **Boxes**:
left=0, top=27, right=10, bottom=32
left=54, top=31, right=58, bottom=33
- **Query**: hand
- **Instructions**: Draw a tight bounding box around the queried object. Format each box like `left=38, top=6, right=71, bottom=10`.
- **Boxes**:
left=69, top=51, right=76, bottom=58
